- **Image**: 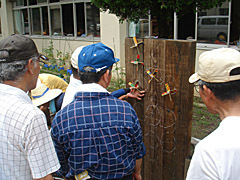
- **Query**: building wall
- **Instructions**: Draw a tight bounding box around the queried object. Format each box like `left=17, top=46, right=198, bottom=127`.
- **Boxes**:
left=0, top=1, right=127, bottom=69
left=0, top=0, right=14, bottom=39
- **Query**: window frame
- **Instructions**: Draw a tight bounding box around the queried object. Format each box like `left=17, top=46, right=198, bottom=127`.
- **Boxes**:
left=12, top=0, right=100, bottom=41
left=129, top=1, right=237, bottom=49
left=177, top=1, right=233, bottom=49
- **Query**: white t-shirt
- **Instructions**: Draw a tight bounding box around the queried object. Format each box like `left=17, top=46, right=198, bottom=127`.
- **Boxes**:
left=0, top=84, right=60, bottom=180
left=61, top=75, right=82, bottom=109
left=186, top=116, right=240, bottom=180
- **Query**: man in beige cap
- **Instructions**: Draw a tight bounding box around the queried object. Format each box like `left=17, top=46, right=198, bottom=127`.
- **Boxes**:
left=186, top=48, right=240, bottom=179
left=0, top=34, right=60, bottom=180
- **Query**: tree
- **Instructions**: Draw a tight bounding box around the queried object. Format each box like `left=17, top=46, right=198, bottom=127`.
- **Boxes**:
left=91, top=0, right=229, bottom=38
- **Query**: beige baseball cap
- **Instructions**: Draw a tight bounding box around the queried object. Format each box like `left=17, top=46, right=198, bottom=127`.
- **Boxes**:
left=71, top=46, right=84, bottom=69
left=189, top=48, right=240, bottom=83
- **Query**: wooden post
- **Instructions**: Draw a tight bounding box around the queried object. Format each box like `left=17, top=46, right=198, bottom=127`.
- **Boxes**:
left=125, top=38, right=195, bottom=180
left=125, top=37, right=145, bottom=125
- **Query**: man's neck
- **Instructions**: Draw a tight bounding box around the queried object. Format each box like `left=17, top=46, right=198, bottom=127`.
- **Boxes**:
left=3, top=76, right=31, bottom=93
left=3, top=80, right=27, bottom=92
left=73, top=73, right=80, bottom=80
left=215, top=98, right=240, bottom=120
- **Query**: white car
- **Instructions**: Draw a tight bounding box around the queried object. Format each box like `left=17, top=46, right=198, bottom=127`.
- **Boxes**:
left=197, top=15, right=228, bottom=41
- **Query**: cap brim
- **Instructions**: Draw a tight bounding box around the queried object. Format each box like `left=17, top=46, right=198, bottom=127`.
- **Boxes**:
left=115, top=58, right=120, bottom=63
left=189, top=73, right=200, bottom=83
left=32, top=89, right=62, bottom=107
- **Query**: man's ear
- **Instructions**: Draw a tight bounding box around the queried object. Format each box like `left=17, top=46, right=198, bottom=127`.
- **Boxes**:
left=102, top=69, right=110, bottom=83
left=202, top=85, right=215, bottom=100
left=26, top=59, right=35, bottom=74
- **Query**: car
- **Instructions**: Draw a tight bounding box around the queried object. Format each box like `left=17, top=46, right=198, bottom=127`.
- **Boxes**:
left=197, top=15, right=228, bottom=41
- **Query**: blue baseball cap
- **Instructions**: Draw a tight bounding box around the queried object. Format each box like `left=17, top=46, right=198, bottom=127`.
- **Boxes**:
left=78, top=43, right=120, bottom=72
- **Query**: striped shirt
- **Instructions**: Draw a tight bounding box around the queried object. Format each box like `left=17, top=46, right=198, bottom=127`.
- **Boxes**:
left=51, top=84, right=145, bottom=179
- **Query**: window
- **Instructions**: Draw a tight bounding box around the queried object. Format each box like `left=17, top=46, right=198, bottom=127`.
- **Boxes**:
left=62, top=4, right=74, bottom=36
left=29, top=0, right=37, bottom=6
left=50, top=5, right=61, bottom=36
left=13, top=9, right=29, bottom=35
left=42, top=7, right=49, bottom=35
left=86, top=3, right=100, bottom=37
left=128, top=14, right=173, bottom=38
left=31, top=8, right=41, bottom=35
left=197, top=2, right=230, bottom=44
left=201, top=18, right=216, bottom=25
left=128, top=18, right=150, bottom=38
left=130, top=0, right=240, bottom=47
left=181, top=0, right=239, bottom=46
left=13, top=0, right=100, bottom=39
left=50, top=0, right=59, bottom=3
left=16, top=0, right=27, bottom=6
left=217, top=18, right=228, bottom=25
left=76, top=3, right=85, bottom=37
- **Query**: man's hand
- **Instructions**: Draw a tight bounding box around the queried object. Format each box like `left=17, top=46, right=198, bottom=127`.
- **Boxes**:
left=132, top=158, right=143, bottom=180
left=127, top=89, right=145, bottom=100
left=133, top=172, right=142, bottom=180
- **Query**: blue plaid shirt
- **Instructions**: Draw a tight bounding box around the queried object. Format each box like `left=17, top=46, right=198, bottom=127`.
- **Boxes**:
left=51, top=92, right=146, bottom=179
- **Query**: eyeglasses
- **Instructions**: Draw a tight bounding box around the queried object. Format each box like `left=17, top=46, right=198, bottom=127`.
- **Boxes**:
left=32, top=54, right=48, bottom=64
left=34, top=57, right=46, bottom=65
left=194, top=83, right=200, bottom=93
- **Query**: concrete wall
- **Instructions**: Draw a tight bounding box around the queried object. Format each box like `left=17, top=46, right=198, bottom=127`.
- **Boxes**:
left=32, top=37, right=96, bottom=58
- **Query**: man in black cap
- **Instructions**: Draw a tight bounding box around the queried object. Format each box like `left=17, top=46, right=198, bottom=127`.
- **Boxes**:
left=0, top=34, right=60, bottom=180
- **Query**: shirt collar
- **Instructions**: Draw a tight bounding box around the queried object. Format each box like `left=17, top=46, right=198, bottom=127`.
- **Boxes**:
left=0, top=83, right=32, bottom=104
left=77, top=83, right=109, bottom=93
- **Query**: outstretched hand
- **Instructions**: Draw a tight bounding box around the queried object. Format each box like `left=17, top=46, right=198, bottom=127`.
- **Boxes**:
left=127, top=89, right=145, bottom=100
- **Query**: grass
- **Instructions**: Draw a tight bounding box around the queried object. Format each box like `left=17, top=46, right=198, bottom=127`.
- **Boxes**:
left=192, top=96, right=221, bottom=139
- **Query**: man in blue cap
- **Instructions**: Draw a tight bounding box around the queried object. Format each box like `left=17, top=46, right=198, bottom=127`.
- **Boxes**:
left=61, top=46, right=145, bottom=109
left=51, top=43, right=146, bottom=180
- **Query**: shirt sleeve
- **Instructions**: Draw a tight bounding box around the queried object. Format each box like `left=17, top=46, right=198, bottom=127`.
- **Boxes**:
left=186, top=142, right=220, bottom=180
left=24, top=111, right=60, bottom=179
left=51, top=116, right=70, bottom=177
left=110, top=89, right=126, bottom=98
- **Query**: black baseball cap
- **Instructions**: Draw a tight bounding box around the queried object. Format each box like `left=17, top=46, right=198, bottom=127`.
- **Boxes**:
left=0, top=34, right=46, bottom=63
